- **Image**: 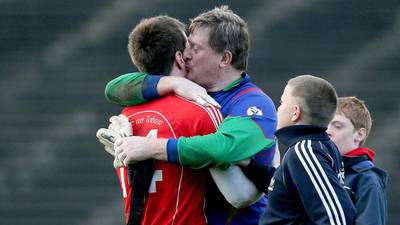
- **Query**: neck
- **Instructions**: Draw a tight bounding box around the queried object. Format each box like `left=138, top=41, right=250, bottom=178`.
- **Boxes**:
left=206, top=69, right=243, bottom=92
left=168, top=63, right=185, bottom=77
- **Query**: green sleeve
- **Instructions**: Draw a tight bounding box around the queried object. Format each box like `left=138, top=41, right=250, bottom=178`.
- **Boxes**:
left=104, top=72, right=149, bottom=106
left=177, top=116, right=275, bottom=169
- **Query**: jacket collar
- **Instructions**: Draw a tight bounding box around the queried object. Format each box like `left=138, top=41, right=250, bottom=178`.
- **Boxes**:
left=221, top=72, right=250, bottom=92
left=345, top=147, right=375, bottom=161
left=275, top=125, right=329, bottom=152
left=343, top=155, right=373, bottom=172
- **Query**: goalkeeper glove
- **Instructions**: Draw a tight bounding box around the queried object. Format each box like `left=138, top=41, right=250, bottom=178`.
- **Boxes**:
left=96, top=128, right=124, bottom=168
left=96, top=128, right=118, bottom=156
left=96, top=114, right=132, bottom=168
left=109, top=114, right=132, bottom=137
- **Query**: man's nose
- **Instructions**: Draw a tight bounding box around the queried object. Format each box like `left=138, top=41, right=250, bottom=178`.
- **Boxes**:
left=183, top=49, right=191, bottom=61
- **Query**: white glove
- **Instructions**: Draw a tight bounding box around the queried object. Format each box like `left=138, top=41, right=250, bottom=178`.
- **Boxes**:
left=96, top=114, right=132, bottom=168
left=108, top=114, right=132, bottom=137
left=96, top=128, right=124, bottom=168
left=96, top=128, right=118, bottom=156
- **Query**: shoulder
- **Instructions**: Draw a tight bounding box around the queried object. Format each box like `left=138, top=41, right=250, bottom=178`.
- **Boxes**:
left=232, top=84, right=275, bottom=107
left=285, top=139, right=338, bottom=167
left=165, top=95, right=223, bottom=130
left=168, top=95, right=222, bottom=118
left=228, top=84, right=276, bottom=118
left=347, top=165, right=387, bottom=190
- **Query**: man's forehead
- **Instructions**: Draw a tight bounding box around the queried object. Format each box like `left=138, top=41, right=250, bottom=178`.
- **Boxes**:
left=189, top=27, right=209, bottom=42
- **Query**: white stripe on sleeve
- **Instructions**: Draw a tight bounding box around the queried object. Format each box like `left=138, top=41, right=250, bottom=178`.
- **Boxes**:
left=304, top=140, right=346, bottom=225
left=294, top=141, right=338, bottom=225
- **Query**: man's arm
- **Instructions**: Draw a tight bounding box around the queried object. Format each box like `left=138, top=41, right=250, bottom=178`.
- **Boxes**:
left=286, top=141, right=356, bottom=225
left=105, top=72, right=219, bottom=107
left=171, top=89, right=277, bottom=170
left=171, top=116, right=275, bottom=169
left=115, top=137, right=168, bottom=163
left=209, top=166, right=263, bottom=208
left=105, top=72, right=160, bottom=106
left=115, top=116, right=275, bottom=169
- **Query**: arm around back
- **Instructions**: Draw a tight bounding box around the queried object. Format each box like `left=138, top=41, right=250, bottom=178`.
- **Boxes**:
left=209, top=165, right=263, bottom=208
left=105, top=72, right=160, bottom=106
left=174, top=116, right=275, bottom=169
left=104, top=72, right=218, bottom=107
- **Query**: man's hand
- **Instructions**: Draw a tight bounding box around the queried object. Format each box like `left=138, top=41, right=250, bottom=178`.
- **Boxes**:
left=158, top=76, right=220, bottom=108
left=114, top=137, right=168, bottom=166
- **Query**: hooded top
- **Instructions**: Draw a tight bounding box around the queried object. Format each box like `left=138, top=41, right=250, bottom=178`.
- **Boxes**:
left=343, top=147, right=388, bottom=225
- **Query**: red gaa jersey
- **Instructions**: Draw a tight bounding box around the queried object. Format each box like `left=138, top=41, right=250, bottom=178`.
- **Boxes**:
left=115, top=95, right=222, bottom=225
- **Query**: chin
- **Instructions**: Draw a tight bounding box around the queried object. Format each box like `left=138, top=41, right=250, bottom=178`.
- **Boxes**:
left=186, top=72, right=196, bottom=82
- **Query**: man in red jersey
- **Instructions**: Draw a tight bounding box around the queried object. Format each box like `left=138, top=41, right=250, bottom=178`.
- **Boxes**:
left=97, top=16, right=223, bottom=225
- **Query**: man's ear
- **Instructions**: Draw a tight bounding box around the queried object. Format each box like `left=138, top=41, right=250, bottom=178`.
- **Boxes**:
left=355, top=128, right=367, bottom=144
left=291, top=105, right=302, bottom=123
left=175, top=51, right=185, bottom=70
left=219, top=50, right=233, bottom=68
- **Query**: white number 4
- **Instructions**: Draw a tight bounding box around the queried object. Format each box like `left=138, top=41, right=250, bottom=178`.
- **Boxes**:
left=118, top=129, right=161, bottom=197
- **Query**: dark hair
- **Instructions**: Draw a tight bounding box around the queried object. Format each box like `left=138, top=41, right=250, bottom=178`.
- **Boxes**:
left=190, top=5, right=249, bottom=71
left=128, top=16, right=186, bottom=75
left=288, top=75, right=338, bottom=127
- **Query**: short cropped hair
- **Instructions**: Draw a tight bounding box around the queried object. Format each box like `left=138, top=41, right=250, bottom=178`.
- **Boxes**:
left=128, top=16, right=186, bottom=75
left=190, top=5, right=249, bottom=71
left=288, top=75, right=338, bottom=127
left=337, top=96, right=372, bottom=146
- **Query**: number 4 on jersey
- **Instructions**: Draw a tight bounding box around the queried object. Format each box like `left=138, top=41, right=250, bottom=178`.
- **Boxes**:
left=146, top=129, right=163, bottom=193
left=118, top=129, right=163, bottom=196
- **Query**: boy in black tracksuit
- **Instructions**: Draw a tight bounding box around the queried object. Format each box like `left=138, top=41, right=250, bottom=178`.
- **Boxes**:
left=327, top=96, right=387, bottom=225
left=260, top=75, right=356, bottom=225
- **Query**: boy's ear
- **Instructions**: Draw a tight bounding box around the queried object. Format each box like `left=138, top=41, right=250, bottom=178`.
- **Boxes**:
left=291, top=105, right=302, bottom=122
left=175, top=51, right=185, bottom=70
left=355, top=127, right=367, bottom=144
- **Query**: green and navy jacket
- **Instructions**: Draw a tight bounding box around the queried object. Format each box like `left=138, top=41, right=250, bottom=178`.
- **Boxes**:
left=105, top=72, right=277, bottom=225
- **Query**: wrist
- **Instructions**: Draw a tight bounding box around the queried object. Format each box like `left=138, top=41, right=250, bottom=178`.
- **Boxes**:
left=143, top=75, right=161, bottom=101
left=158, top=76, right=179, bottom=96
left=151, top=138, right=168, bottom=161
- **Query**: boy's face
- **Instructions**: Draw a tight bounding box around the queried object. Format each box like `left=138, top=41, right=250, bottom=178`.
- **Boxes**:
left=277, top=85, right=297, bottom=129
left=327, top=113, right=359, bottom=155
